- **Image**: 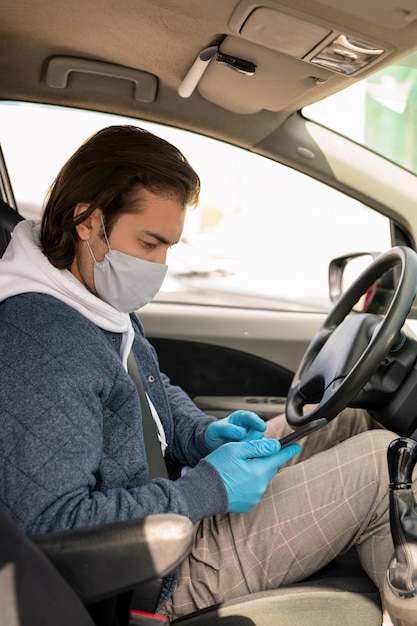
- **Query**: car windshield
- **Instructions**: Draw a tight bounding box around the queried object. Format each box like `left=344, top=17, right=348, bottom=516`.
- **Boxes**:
left=304, top=50, right=417, bottom=175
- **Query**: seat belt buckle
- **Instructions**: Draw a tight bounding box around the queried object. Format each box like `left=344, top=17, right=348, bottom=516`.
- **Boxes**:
left=129, top=609, right=169, bottom=625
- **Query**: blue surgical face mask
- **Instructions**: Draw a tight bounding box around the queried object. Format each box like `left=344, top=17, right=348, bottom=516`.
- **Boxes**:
left=86, top=217, right=168, bottom=313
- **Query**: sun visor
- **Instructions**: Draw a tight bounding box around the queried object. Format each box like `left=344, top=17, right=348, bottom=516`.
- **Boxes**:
left=196, top=37, right=333, bottom=114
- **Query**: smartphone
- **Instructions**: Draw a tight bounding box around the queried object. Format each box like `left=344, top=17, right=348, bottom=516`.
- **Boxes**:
left=279, top=418, right=328, bottom=448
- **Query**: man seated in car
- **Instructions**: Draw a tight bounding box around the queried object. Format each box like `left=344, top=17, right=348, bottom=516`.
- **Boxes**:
left=0, top=125, right=404, bottom=619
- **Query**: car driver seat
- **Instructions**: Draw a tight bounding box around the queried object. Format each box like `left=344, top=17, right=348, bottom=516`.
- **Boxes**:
left=0, top=503, right=382, bottom=626
left=0, top=199, right=383, bottom=625
left=0, top=493, right=383, bottom=626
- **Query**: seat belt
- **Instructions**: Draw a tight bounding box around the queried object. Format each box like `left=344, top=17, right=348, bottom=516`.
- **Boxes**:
left=126, top=350, right=169, bottom=614
left=127, top=350, right=169, bottom=480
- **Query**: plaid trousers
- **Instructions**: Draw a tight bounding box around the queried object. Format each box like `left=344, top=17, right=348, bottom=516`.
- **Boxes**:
left=161, top=409, right=398, bottom=619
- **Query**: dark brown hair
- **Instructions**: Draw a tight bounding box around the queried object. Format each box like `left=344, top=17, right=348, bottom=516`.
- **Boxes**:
left=40, top=125, right=200, bottom=268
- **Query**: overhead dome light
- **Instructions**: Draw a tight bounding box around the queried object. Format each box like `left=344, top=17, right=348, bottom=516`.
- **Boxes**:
left=310, top=34, right=385, bottom=75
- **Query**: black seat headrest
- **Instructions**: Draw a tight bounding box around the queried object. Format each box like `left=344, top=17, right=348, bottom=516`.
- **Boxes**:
left=0, top=198, right=24, bottom=232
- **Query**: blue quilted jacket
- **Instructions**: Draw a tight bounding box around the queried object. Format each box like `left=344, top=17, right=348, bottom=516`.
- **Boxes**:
left=0, top=292, right=230, bottom=605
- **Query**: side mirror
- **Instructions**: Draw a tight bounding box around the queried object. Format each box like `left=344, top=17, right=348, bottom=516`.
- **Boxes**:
left=328, top=251, right=396, bottom=313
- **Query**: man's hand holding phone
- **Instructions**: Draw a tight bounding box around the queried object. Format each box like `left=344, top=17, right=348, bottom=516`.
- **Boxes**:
left=205, top=438, right=301, bottom=513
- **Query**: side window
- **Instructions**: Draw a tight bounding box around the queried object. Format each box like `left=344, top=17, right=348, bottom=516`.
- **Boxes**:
left=163, top=149, right=391, bottom=310
left=0, top=102, right=391, bottom=311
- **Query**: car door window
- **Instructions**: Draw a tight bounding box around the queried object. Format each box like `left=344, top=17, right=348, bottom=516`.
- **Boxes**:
left=0, top=101, right=391, bottom=312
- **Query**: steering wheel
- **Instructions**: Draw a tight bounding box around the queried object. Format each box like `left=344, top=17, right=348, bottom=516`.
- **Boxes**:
left=286, top=246, right=417, bottom=428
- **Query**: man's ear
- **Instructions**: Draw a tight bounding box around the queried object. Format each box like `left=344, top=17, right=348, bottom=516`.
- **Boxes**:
left=73, top=204, right=100, bottom=241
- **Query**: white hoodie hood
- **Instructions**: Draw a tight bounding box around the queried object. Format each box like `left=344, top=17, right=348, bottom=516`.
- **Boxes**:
left=0, top=220, right=135, bottom=367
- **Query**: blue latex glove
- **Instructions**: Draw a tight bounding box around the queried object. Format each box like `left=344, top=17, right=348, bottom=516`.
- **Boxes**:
left=204, top=410, right=267, bottom=451
left=205, top=438, right=301, bottom=513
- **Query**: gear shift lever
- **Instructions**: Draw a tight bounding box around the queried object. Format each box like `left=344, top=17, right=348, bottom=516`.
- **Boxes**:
left=383, top=437, right=417, bottom=625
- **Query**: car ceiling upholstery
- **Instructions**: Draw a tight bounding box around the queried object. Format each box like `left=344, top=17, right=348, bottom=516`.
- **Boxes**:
left=2, top=0, right=417, bottom=151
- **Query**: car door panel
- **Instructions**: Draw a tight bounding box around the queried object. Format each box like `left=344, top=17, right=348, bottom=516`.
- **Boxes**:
left=140, top=303, right=325, bottom=417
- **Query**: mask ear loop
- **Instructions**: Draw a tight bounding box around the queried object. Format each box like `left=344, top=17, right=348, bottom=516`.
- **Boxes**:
left=85, top=240, right=97, bottom=262
left=100, top=212, right=111, bottom=250
left=85, top=211, right=110, bottom=262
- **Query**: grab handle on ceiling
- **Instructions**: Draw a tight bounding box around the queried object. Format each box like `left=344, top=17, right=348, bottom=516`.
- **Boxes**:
left=45, top=56, right=157, bottom=102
